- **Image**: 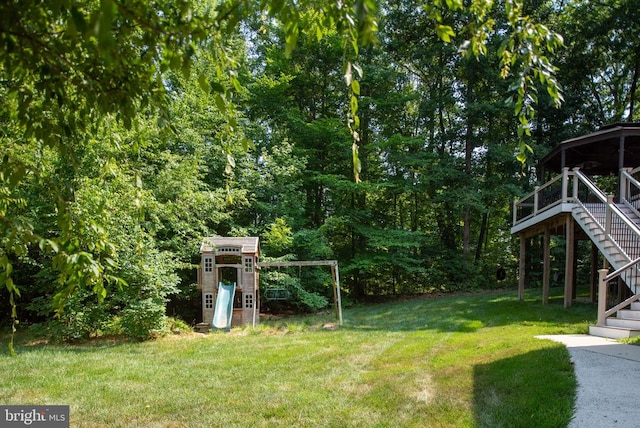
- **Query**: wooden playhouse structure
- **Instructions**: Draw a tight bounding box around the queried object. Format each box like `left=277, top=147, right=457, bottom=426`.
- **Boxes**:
left=197, top=236, right=344, bottom=330
left=197, top=237, right=260, bottom=330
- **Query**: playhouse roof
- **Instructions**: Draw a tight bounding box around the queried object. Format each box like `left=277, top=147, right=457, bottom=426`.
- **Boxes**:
left=540, top=123, right=640, bottom=175
left=200, top=237, right=260, bottom=254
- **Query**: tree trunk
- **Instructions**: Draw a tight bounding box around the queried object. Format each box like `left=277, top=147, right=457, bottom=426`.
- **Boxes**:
left=463, top=68, right=476, bottom=263
left=628, top=50, right=639, bottom=121
left=475, top=211, right=489, bottom=261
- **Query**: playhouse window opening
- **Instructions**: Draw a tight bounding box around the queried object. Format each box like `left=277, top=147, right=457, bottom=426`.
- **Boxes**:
left=244, top=293, right=254, bottom=309
left=219, top=266, right=238, bottom=285
left=204, top=293, right=214, bottom=309
left=244, top=257, right=254, bottom=273
left=203, top=256, right=213, bottom=273
left=218, top=246, right=241, bottom=254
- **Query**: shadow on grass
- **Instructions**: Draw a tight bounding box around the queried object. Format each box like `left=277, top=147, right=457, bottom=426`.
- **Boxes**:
left=343, top=289, right=596, bottom=333
left=473, top=345, right=576, bottom=428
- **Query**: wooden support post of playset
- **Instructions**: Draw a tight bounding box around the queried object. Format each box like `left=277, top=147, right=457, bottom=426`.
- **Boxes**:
left=330, top=263, right=343, bottom=325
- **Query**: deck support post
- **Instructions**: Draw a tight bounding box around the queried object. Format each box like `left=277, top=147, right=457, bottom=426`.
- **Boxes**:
left=518, top=233, right=526, bottom=301
left=543, top=227, right=551, bottom=304
left=564, top=214, right=575, bottom=308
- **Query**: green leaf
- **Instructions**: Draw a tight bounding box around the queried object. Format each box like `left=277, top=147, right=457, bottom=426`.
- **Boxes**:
left=351, top=79, right=360, bottom=96
left=97, top=0, right=116, bottom=48
left=269, top=0, right=285, bottom=15
left=436, top=25, right=456, bottom=43
left=284, top=22, right=299, bottom=57
left=445, top=0, right=464, bottom=10
left=350, top=95, right=359, bottom=116
left=70, top=6, right=87, bottom=34
left=231, top=77, right=243, bottom=93
left=214, top=93, right=227, bottom=112
left=198, top=74, right=210, bottom=92
left=241, top=138, right=256, bottom=151
left=210, top=82, right=225, bottom=93
left=352, top=143, right=361, bottom=183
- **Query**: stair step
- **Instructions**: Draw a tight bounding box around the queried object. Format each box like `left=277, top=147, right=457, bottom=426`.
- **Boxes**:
left=606, top=317, right=640, bottom=329
left=619, top=309, right=640, bottom=319
left=631, top=302, right=640, bottom=310
left=589, top=324, right=640, bottom=339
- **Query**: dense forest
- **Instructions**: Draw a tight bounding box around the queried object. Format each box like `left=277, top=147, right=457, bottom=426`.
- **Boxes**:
left=1, top=0, right=639, bottom=341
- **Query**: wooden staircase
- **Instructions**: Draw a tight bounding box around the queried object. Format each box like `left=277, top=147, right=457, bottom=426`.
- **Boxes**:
left=572, top=202, right=640, bottom=338
left=512, top=166, right=640, bottom=339
left=589, top=302, right=640, bottom=339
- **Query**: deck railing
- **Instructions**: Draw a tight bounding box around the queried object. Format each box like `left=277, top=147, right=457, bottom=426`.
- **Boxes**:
left=569, top=170, right=640, bottom=324
left=620, top=167, right=640, bottom=217
left=514, top=168, right=640, bottom=259
left=573, top=170, right=640, bottom=261
left=513, top=168, right=575, bottom=225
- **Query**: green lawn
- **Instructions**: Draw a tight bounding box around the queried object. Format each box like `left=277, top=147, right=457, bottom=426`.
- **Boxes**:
left=0, top=289, right=596, bottom=427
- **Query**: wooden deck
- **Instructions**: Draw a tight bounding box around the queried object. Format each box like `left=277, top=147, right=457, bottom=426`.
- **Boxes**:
left=512, top=166, right=640, bottom=338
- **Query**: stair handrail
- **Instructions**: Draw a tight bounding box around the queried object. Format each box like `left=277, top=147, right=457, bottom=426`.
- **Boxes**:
left=598, top=261, right=640, bottom=324
left=573, top=169, right=640, bottom=261
left=578, top=167, right=640, bottom=325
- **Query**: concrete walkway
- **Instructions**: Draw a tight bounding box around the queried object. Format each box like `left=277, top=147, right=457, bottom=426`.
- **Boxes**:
left=537, top=334, right=640, bottom=428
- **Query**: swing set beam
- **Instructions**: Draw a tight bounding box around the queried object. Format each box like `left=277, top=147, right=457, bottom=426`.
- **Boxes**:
left=257, top=260, right=343, bottom=325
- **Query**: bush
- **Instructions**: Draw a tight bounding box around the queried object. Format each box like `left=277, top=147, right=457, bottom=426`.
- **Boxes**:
left=165, top=317, right=193, bottom=334
left=291, top=281, right=328, bottom=310
left=119, top=298, right=167, bottom=340
left=114, top=249, right=181, bottom=340
left=47, top=290, right=112, bottom=342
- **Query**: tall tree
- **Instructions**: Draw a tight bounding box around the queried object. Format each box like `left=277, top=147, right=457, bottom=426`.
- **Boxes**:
left=1, top=0, right=569, bottom=344
left=556, top=0, right=640, bottom=125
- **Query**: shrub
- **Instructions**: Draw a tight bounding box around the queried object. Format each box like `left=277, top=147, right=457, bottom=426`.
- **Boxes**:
left=47, top=290, right=111, bottom=342
left=119, top=298, right=166, bottom=340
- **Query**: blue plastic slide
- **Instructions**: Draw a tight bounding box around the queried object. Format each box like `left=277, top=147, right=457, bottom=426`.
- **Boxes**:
left=212, top=282, right=236, bottom=330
